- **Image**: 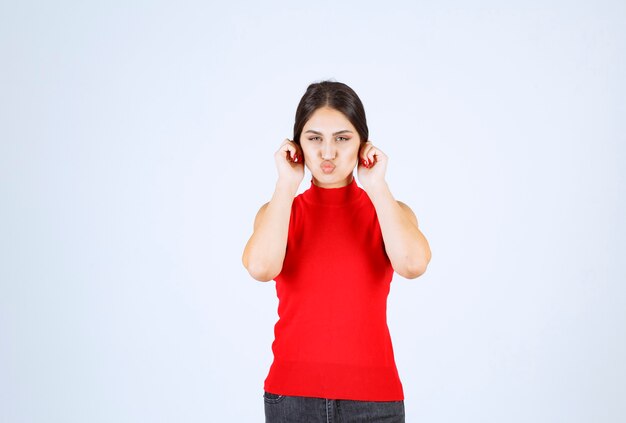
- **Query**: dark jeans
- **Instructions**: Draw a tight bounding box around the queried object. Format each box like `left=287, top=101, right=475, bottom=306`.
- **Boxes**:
left=263, top=391, right=405, bottom=423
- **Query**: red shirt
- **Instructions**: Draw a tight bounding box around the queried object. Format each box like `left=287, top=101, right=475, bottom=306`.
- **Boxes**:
left=263, top=176, right=404, bottom=401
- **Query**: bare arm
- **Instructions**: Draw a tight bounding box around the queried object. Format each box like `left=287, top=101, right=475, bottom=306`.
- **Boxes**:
left=242, top=138, right=304, bottom=281
left=366, top=182, right=432, bottom=279
left=242, top=180, right=299, bottom=282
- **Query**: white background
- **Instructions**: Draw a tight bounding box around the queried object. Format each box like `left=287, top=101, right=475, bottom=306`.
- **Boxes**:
left=1, top=1, right=624, bottom=422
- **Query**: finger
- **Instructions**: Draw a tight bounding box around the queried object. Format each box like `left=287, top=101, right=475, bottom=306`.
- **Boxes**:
left=359, top=143, right=369, bottom=159
left=282, top=140, right=297, bottom=160
left=292, top=142, right=305, bottom=163
left=368, top=147, right=378, bottom=164
left=284, top=145, right=295, bottom=161
left=361, top=145, right=373, bottom=164
left=358, top=149, right=368, bottom=166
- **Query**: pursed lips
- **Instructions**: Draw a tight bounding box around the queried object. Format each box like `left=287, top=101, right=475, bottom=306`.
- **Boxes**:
left=320, top=161, right=336, bottom=174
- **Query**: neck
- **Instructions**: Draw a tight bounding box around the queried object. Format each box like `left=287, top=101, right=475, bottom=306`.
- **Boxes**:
left=305, top=174, right=362, bottom=206
left=311, top=173, right=354, bottom=189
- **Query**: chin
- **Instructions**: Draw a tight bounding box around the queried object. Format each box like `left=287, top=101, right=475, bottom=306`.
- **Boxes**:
left=313, top=170, right=353, bottom=182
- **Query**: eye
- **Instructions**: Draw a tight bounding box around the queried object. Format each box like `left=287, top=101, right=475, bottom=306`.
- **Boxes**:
left=308, top=136, right=321, bottom=141
left=337, top=137, right=349, bottom=142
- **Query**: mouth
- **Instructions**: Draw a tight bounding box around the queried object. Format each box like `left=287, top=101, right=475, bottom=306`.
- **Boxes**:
left=320, top=161, right=336, bottom=174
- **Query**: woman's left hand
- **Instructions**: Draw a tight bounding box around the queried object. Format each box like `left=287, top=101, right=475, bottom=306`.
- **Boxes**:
left=357, top=140, right=388, bottom=190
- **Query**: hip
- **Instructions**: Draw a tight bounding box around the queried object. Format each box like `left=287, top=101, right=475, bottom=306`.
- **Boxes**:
left=263, top=390, right=405, bottom=423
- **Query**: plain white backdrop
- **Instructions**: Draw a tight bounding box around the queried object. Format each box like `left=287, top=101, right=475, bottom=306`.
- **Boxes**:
left=1, top=1, right=624, bottom=422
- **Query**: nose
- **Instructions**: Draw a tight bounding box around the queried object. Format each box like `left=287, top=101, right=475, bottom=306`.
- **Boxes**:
left=321, top=141, right=336, bottom=160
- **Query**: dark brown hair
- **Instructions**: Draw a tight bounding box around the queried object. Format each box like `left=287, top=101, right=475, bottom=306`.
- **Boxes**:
left=293, top=80, right=369, bottom=146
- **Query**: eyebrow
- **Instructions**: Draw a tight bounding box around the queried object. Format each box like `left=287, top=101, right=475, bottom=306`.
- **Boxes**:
left=304, top=130, right=353, bottom=136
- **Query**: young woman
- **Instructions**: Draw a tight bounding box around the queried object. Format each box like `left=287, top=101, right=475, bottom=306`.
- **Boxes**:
left=242, top=80, right=431, bottom=423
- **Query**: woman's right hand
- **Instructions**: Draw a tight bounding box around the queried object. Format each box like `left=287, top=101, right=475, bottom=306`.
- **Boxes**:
left=274, top=138, right=305, bottom=188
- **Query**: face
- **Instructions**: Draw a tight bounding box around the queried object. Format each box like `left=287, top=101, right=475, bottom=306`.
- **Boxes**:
left=299, top=106, right=362, bottom=188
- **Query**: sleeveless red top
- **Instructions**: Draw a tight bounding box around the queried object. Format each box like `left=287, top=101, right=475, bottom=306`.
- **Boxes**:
left=263, top=175, right=404, bottom=401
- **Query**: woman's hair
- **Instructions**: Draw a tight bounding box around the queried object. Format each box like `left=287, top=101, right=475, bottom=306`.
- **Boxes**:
left=293, top=80, right=369, bottom=146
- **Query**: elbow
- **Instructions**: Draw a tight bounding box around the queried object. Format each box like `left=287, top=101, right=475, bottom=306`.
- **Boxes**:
left=251, top=269, right=277, bottom=282
left=402, top=267, right=425, bottom=280
left=401, top=257, right=430, bottom=280
left=242, top=244, right=285, bottom=282
left=243, top=259, right=280, bottom=282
